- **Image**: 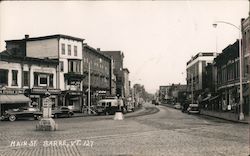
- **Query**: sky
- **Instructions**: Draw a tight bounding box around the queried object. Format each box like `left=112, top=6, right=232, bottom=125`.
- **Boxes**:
left=0, top=1, right=249, bottom=94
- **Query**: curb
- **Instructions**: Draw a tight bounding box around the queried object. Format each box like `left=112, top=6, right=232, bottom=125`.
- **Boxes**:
left=161, top=104, right=249, bottom=124
left=199, top=112, right=249, bottom=124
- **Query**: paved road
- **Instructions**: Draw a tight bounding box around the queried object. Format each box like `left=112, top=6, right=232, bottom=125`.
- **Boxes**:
left=0, top=103, right=249, bottom=156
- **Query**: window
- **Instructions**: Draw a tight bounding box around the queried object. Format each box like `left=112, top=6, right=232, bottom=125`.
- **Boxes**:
left=12, top=70, right=18, bottom=86
left=34, top=72, right=53, bottom=87
left=74, top=46, right=77, bottom=56
left=39, top=74, right=48, bottom=86
left=49, top=74, right=53, bottom=87
left=0, top=69, right=8, bottom=86
left=59, top=61, right=64, bottom=72
left=68, top=60, right=81, bottom=73
left=34, top=73, right=38, bottom=86
left=62, top=43, right=65, bottom=55
left=68, top=45, right=71, bottom=55
left=23, top=71, right=29, bottom=86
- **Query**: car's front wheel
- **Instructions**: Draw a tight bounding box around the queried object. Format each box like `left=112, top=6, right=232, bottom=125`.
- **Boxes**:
left=9, top=115, right=16, bottom=121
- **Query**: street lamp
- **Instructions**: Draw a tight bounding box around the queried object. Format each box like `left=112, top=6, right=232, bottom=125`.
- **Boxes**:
left=183, top=72, right=194, bottom=104
left=213, top=21, right=244, bottom=120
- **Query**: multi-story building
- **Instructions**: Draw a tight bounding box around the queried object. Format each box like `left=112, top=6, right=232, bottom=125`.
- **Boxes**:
left=0, top=51, right=59, bottom=116
left=159, top=84, right=187, bottom=104
left=5, top=34, right=85, bottom=112
left=214, top=41, right=241, bottom=112
left=241, top=14, right=250, bottom=115
left=102, top=51, right=124, bottom=98
left=123, top=68, right=130, bottom=99
left=159, top=85, right=171, bottom=103
left=82, top=45, right=112, bottom=105
left=186, top=52, right=218, bottom=101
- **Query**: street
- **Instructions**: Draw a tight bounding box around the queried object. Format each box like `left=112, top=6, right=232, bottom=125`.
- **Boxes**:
left=0, top=102, right=249, bottom=156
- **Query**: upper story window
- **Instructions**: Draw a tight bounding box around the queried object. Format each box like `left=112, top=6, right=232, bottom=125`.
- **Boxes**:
left=23, top=71, right=29, bottom=86
left=0, top=69, right=8, bottom=86
left=68, top=60, right=81, bottom=73
left=68, top=45, right=71, bottom=55
left=61, top=43, right=65, bottom=55
left=34, top=72, right=53, bottom=88
left=74, top=46, right=77, bottom=56
left=12, top=70, right=18, bottom=86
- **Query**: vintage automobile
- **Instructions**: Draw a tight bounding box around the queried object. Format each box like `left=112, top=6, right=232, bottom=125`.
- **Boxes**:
left=96, top=99, right=120, bottom=115
left=187, top=104, right=200, bottom=114
left=2, top=107, right=40, bottom=121
left=53, top=106, right=74, bottom=118
left=174, top=103, right=181, bottom=109
left=34, top=106, right=74, bottom=119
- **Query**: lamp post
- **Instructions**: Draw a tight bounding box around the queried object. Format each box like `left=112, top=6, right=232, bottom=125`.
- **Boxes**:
left=213, top=21, right=244, bottom=120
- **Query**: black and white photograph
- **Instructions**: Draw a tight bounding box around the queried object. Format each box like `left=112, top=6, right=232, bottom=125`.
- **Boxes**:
left=0, top=0, right=249, bottom=155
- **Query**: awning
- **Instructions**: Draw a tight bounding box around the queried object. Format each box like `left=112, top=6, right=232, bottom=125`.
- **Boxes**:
left=202, top=96, right=210, bottom=102
left=209, top=95, right=219, bottom=101
left=0, top=94, right=31, bottom=104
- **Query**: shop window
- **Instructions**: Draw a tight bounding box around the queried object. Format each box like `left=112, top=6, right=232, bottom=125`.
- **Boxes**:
left=61, top=43, right=65, bottom=55
left=0, top=69, right=8, bottom=86
left=23, top=71, right=29, bottom=86
left=12, top=70, right=18, bottom=86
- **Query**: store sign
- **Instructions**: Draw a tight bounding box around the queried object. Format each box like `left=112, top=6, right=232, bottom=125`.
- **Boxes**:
left=0, top=89, right=23, bottom=95
left=32, top=88, right=61, bottom=94
left=97, top=90, right=107, bottom=94
left=69, top=80, right=81, bottom=86
left=68, top=92, right=82, bottom=95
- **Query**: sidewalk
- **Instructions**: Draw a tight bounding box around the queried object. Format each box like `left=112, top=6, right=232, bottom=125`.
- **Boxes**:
left=161, top=103, right=250, bottom=124
left=200, top=109, right=249, bottom=124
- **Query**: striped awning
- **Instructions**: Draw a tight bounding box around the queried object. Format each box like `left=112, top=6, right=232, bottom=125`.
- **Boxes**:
left=0, top=94, right=31, bottom=104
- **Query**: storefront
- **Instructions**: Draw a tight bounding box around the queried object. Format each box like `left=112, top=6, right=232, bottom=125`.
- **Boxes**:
left=25, top=88, right=61, bottom=110
left=61, top=90, right=84, bottom=112
left=0, top=88, right=31, bottom=116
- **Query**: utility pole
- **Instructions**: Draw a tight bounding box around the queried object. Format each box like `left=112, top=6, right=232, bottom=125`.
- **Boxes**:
left=88, top=62, right=91, bottom=115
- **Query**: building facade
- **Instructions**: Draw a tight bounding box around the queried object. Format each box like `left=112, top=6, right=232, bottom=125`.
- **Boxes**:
left=0, top=52, right=59, bottom=116
left=5, top=34, right=85, bottom=112
left=82, top=45, right=112, bottom=106
left=123, top=68, right=130, bottom=99
left=102, top=51, right=124, bottom=98
left=159, top=84, right=187, bottom=104
left=186, top=52, right=218, bottom=101
left=241, top=14, right=250, bottom=115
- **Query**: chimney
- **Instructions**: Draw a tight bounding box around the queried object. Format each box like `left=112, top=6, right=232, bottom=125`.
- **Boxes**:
left=24, top=34, right=29, bottom=39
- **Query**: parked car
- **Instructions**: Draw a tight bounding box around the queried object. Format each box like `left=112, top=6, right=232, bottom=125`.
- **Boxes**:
left=53, top=106, right=74, bottom=118
left=34, top=106, right=74, bottom=119
left=2, top=107, right=40, bottom=121
left=174, top=103, right=181, bottom=109
left=187, top=104, right=200, bottom=114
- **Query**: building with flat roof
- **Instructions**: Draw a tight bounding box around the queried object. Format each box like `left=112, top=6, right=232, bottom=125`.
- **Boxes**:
left=186, top=52, right=218, bottom=101
left=102, top=50, right=124, bottom=98
left=5, top=34, right=85, bottom=112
